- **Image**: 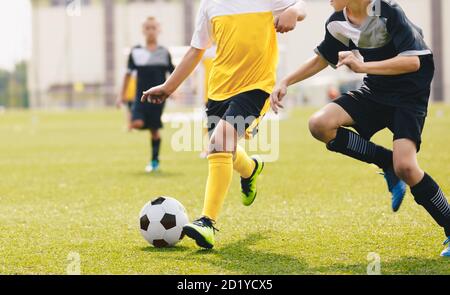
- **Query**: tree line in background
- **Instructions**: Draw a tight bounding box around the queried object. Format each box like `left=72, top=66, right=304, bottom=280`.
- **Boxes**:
left=0, top=63, right=29, bottom=108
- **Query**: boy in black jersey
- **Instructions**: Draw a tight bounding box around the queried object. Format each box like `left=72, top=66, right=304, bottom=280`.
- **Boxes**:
left=120, top=17, right=174, bottom=172
left=271, top=0, right=449, bottom=257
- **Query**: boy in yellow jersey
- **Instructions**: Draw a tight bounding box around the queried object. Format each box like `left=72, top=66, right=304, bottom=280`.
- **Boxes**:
left=142, top=0, right=307, bottom=249
left=116, top=72, right=137, bottom=132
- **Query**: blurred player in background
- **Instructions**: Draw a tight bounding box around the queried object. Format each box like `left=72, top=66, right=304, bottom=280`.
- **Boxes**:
left=271, top=0, right=450, bottom=257
left=142, top=0, right=307, bottom=249
left=117, top=72, right=137, bottom=131
left=119, top=16, right=175, bottom=173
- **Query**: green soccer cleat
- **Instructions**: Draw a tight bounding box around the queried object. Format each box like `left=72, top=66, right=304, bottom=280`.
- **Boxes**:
left=241, top=155, right=264, bottom=206
left=183, top=216, right=218, bottom=249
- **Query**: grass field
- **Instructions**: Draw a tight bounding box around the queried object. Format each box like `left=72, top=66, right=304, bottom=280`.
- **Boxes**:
left=0, top=105, right=449, bottom=275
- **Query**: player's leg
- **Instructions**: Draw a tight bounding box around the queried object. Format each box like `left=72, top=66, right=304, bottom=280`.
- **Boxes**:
left=183, top=90, right=269, bottom=248
left=126, top=102, right=133, bottom=132
left=145, top=128, right=161, bottom=172
left=309, top=102, right=393, bottom=168
left=183, top=118, right=236, bottom=249
left=130, top=119, right=145, bottom=130
left=202, top=119, right=237, bottom=219
left=145, top=103, right=165, bottom=173
left=391, top=107, right=450, bottom=257
left=231, top=91, right=270, bottom=206
left=393, top=139, right=450, bottom=257
left=309, top=97, right=406, bottom=211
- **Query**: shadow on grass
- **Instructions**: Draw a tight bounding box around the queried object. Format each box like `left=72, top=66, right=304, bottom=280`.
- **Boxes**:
left=129, top=170, right=184, bottom=178
left=187, top=232, right=309, bottom=274
left=311, top=256, right=450, bottom=275
left=184, top=233, right=449, bottom=274
left=140, top=234, right=449, bottom=274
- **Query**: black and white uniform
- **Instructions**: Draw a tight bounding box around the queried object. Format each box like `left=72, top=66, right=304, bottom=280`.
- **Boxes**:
left=128, top=45, right=175, bottom=129
left=315, top=0, right=434, bottom=150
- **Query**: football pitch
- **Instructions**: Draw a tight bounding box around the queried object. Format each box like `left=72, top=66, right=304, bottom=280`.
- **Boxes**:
left=0, top=106, right=449, bottom=275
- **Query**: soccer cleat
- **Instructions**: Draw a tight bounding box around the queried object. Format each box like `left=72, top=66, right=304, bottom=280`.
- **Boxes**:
left=241, top=155, right=264, bottom=206
left=441, top=238, right=450, bottom=257
left=183, top=216, right=218, bottom=249
left=381, top=168, right=407, bottom=212
left=145, top=160, right=160, bottom=173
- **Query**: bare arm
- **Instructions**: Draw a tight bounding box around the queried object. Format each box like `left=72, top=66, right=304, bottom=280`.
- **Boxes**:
left=270, top=55, right=328, bottom=113
left=363, top=55, right=420, bottom=75
left=284, top=54, right=328, bottom=86
left=141, top=47, right=205, bottom=103
left=337, top=52, right=421, bottom=75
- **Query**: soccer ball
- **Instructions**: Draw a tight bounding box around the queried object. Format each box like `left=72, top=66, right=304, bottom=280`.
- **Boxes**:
left=139, top=196, right=189, bottom=247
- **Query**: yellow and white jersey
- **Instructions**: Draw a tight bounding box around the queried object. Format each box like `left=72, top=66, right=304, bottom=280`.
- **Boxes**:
left=191, top=0, right=297, bottom=101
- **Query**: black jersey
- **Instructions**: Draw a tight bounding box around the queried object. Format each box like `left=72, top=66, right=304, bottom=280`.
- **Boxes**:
left=315, top=0, right=434, bottom=111
left=127, top=45, right=175, bottom=99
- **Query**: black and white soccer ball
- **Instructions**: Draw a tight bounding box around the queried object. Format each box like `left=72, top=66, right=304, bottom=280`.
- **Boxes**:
left=139, top=196, right=189, bottom=248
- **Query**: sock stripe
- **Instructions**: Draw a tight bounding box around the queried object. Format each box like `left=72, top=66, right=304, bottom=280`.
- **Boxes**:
left=431, top=189, right=450, bottom=217
left=348, top=132, right=369, bottom=155
left=329, top=128, right=393, bottom=170
left=347, top=132, right=353, bottom=150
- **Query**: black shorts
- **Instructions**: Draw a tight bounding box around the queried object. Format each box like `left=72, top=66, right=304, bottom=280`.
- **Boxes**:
left=206, top=89, right=270, bottom=138
left=131, top=100, right=165, bottom=130
left=333, top=93, right=427, bottom=151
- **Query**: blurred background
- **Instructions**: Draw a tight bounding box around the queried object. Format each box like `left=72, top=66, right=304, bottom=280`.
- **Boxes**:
left=1, top=0, right=449, bottom=110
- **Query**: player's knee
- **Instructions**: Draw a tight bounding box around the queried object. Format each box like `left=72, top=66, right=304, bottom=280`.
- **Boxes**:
left=131, top=120, right=145, bottom=130
left=308, top=115, right=331, bottom=141
left=394, top=160, right=419, bottom=183
left=208, top=134, right=236, bottom=153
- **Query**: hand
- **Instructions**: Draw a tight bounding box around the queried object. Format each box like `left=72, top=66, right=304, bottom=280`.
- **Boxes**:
left=337, top=51, right=366, bottom=73
left=274, top=9, right=297, bottom=33
left=270, top=81, right=288, bottom=114
left=141, top=84, right=172, bottom=104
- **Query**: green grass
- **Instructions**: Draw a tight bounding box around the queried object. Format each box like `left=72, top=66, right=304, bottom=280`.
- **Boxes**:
left=0, top=106, right=449, bottom=275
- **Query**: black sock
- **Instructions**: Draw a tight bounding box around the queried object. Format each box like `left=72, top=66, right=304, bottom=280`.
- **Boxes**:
left=411, top=173, right=450, bottom=237
left=152, top=138, right=161, bottom=162
left=327, top=128, right=393, bottom=170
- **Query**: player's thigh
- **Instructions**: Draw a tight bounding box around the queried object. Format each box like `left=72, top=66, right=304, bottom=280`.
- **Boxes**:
left=391, top=108, right=426, bottom=184
left=209, top=119, right=238, bottom=153
left=309, top=102, right=355, bottom=131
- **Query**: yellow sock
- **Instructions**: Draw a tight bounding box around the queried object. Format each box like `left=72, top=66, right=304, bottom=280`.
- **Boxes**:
left=233, top=145, right=256, bottom=179
left=202, top=153, right=233, bottom=221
